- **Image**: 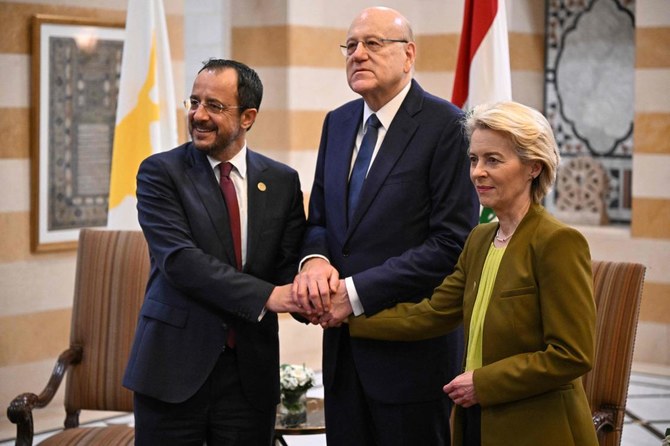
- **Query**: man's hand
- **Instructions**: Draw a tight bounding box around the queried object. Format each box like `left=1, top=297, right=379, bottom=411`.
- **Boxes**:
left=318, top=280, right=353, bottom=328
left=266, top=284, right=303, bottom=313
left=443, top=371, right=478, bottom=408
left=292, top=258, right=340, bottom=316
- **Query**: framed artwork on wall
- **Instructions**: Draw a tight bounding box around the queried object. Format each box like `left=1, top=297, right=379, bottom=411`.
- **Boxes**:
left=31, top=15, right=124, bottom=252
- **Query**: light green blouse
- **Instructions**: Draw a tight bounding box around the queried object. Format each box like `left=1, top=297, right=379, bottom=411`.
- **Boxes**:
left=465, top=243, right=506, bottom=371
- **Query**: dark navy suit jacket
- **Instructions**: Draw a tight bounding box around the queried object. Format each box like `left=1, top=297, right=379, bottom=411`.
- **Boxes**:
left=302, top=80, right=479, bottom=403
left=123, top=143, right=306, bottom=411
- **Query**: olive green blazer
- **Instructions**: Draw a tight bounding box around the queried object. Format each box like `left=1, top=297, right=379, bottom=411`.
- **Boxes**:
left=349, top=204, right=598, bottom=446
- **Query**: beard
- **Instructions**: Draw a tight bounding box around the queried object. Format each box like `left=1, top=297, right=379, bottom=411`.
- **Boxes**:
left=189, top=120, right=242, bottom=159
left=192, top=140, right=218, bottom=157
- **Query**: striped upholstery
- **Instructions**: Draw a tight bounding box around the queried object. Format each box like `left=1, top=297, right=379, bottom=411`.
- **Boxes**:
left=39, top=425, right=134, bottom=446
left=41, top=230, right=149, bottom=445
left=583, top=260, right=646, bottom=446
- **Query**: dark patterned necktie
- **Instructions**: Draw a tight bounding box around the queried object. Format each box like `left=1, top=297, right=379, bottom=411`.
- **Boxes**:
left=348, top=114, right=381, bottom=223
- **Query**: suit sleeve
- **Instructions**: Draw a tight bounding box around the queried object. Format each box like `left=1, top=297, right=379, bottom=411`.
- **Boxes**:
left=348, top=238, right=469, bottom=339
left=354, top=110, right=478, bottom=315
left=300, top=112, right=332, bottom=258
left=137, top=154, right=274, bottom=322
left=272, top=171, right=307, bottom=284
left=474, top=227, right=596, bottom=407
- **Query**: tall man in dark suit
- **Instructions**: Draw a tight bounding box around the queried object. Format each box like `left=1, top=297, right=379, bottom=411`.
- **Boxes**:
left=123, top=59, right=306, bottom=445
left=293, top=7, right=479, bottom=445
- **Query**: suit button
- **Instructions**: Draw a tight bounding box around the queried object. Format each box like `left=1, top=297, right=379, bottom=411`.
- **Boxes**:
left=222, top=323, right=228, bottom=330
left=342, top=249, right=350, bottom=257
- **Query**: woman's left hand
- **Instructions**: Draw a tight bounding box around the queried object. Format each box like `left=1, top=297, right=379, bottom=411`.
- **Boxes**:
left=443, top=371, right=479, bottom=407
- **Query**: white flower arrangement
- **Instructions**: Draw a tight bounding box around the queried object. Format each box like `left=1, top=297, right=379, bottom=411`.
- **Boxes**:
left=279, top=363, right=315, bottom=393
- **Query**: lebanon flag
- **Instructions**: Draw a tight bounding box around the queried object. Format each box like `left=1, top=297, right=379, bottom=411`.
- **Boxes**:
left=452, top=0, right=512, bottom=222
left=452, top=0, right=512, bottom=110
left=107, top=0, right=177, bottom=229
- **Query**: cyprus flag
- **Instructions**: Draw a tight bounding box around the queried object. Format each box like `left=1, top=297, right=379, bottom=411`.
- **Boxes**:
left=107, top=0, right=177, bottom=229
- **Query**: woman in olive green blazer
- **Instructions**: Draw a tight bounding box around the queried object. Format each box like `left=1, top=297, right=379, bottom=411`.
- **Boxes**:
left=349, top=102, right=599, bottom=446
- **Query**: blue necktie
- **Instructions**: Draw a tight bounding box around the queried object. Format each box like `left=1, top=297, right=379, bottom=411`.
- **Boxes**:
left=348, top=114, right=381, bottom=223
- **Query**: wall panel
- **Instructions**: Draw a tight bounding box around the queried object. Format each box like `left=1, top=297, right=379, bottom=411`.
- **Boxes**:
left=629, top=0, right=670, bottom=367
left=0, top=108, right=30, bottom=158
left=635, top=112, right=670, bottom=154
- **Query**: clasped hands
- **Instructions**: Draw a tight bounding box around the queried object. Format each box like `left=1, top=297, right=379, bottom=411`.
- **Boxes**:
left=265, top=258, right=349, bottom=327
left=290, top=258, right=351, bottom=327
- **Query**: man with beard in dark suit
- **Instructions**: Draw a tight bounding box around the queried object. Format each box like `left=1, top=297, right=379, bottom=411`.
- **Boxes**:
left=124, top=59, right=306, bottom=445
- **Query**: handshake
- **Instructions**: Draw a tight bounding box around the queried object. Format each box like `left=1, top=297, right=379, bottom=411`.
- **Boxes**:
left=266, top=258, right=352, bottom=328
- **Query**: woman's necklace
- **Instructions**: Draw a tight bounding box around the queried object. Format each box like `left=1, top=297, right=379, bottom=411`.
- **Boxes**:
left=495, top=227, right=514, bottom=242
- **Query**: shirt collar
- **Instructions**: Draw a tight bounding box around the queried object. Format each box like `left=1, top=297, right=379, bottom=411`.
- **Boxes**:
left=362, top=81, right=412, bottom=130
left=207, top=144, right=248, bottom=179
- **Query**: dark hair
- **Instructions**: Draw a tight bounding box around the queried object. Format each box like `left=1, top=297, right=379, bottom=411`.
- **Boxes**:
left=198, top=58, right=263, bottom=111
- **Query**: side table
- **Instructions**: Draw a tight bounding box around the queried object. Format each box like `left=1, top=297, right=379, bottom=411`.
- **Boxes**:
left=274, top=397, right=325, bottom=445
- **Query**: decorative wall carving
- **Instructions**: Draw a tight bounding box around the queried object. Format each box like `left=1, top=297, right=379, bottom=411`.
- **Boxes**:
left=554, top=156, right=609, bottom=225
left=544, top=0, right=635, bottom=224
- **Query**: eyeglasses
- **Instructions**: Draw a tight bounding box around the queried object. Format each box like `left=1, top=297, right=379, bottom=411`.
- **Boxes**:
left=184, top=99, right=242, bottom=115
left=339, top=38, right=408, bottom=57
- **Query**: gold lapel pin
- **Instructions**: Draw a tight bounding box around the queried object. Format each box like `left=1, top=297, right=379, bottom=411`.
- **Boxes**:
left=257, top=182, right=267, bottom=192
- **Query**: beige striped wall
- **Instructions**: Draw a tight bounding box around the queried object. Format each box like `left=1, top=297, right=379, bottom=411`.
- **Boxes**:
left=0, top=0, right=186, bottom=437
left=0, top=0, right=668, bottom=438
left=570, top=0, right=670, bottom=370
left=628, top=0, right=670, bottom=367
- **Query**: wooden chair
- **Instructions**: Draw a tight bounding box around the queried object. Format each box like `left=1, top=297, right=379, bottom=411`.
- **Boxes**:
left=583, top=260, right=646, bottom=446
left=7, top=229, right=150, bottom=445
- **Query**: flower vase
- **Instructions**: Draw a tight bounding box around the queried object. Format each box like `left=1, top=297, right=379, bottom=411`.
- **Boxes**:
left=279, top=389, right=307, bottom=427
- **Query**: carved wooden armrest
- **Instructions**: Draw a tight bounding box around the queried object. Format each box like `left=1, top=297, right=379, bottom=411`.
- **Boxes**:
left=592, top=406, right=616, bottom=433
left=6, top=346, right=83, bottom=446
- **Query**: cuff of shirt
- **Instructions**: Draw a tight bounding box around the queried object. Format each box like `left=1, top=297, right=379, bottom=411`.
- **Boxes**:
left=298, top=254, right=330, bottom=271
left=345, top=277, right=364, bottom=316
